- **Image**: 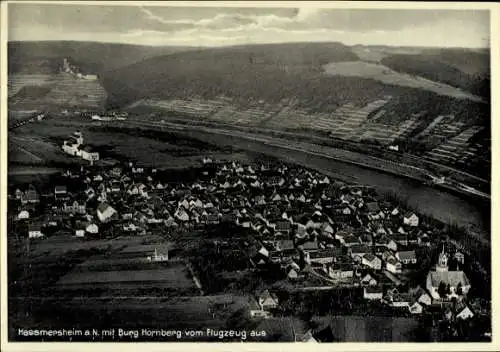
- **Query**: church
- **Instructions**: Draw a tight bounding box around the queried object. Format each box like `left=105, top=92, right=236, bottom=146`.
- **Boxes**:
left=426, top=247, right=471, bottom=301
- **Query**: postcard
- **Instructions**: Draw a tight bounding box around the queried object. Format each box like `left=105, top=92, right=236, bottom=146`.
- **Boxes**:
left=1, top=1, right=498, bottom=351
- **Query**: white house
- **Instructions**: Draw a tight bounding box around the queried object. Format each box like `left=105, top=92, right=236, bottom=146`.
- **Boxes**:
left=386, top=258, right=402, bottom=274
left=403, top=212, right=419, bottom=227
left=97, top=203, right=117, bottom=223
left=395, top=250, right=417, bottom=265
left=28, top=225, right=44, bottom=238
left=86, top=223, right=99, bottom=234
left=75, top=228, right=86, bottom=237
left=456, top=305, right=474, bottom=320
left=79, top=146, right=99, bottom=163
left=362, top=253, right=382, bottom=270
left=361, top=273, right=378, bottom=286
left=258, top=290, right=279, bottom=311
left=62, top=140, right=79, bottom=156
left=175, top=208, right=190, bottom=222
left=17, top=210, right=30, bottom=221
left=409, top=301, right=424, bottom=314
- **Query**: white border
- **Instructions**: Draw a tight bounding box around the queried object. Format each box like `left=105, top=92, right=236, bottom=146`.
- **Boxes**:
left=1, top=1, right=499, bottom=352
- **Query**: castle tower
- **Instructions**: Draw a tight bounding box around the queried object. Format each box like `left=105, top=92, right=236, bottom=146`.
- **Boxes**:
left=436, top=245, right=448, bottom=272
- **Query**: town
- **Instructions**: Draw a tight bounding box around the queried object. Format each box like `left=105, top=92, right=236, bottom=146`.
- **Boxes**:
left=8, top=130, right=491, bottom=342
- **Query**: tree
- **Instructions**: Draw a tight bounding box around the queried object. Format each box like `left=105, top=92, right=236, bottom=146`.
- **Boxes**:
left=438, top=281, right=447, bottom=298
left=456, top=282, right=463, bottom=296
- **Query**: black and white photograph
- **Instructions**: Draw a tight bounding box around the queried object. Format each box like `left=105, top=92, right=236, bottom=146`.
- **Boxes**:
left=1, top=0, right=497, bottom=348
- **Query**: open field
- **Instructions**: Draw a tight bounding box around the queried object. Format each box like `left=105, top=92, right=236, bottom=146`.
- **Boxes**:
left=56, top=266, right=194, bottom=287
left=9, top=133, right=78, bottom=166
left=12, top=119, right=250, bottom=169
left=323, top=61, right=483, bottom=102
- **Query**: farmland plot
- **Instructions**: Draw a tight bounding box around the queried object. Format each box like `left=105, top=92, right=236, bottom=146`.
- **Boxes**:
left=323, top=61, right=483, bottom=102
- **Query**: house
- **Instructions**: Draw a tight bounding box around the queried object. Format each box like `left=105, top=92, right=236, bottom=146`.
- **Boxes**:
left=93, top=174, right=104, bottom=182
left=84, top=187, right=96, bottom=201
left=275, top=239, right=295, bottom=251
left=328, top=263, right=354, bottom=280
left=258, top=290, right=279, bottom=311
left=75, top=221, right=86, bottom=237
left=79, top=145, right=100, bottom=163
left=110, top=180, right=122, bottom=193
left=342, top=235, right=361, bottom=247
left=63, top=200, right=87, bottom=215
left=363, top=286, right=383, bottom=300
left=275, top=220, right=292, bottom=235
left=386, top=258, right=402, bottom=274
left=377, top=235, right=398, bottom=251
left=54, top=185, right=68, bottom=200
left=28, top=223, right=44, bottom=238
left=110, top=167, right=122, bottom=178
left=408, top=301, right=424, bottom=314
left=287, top=267, right=299, bottom=280
left=403, top=212, right=419, bottom=227
left=394, top=234, right=408, bottom=246
left=307, top=248, right=340, bottom=264
left=62, top=139, right=79, bottom=156
left=349, top=244, right=371, bottom=261
left=17, top=210, right=30, bottom=221
left=85, top=223, right=99, bottom=235
left=395, top=250, right=417, bottom=265
left=175, top=208, right=190, bottom=222
left=456, top=304, right=474, bottom=320
left=409, top=286, right=432, bottom=306
left=361, top=273, right=378, bottom=286
left=97, top=203, right=118, bottom=223
left=123, top=223, right=139, bottom=232
left=454, top=251, right=465, bottom=264
left=366, top=202, right=384, bottom=220
left=320, top=222, right=334, bottom=236
left=390, top=293, right=412, bottom=308
left=362, top=253, right=382, bottom=270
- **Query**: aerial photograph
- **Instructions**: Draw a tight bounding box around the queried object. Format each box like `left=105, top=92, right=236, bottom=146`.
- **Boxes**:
left=4, top=2, right=492, bottom=344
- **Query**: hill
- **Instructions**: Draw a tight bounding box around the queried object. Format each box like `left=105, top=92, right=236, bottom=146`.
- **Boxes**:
left=8, top=41, right=197, bottom=75
left=101, top=42, right=361, bottom=109
left=380, top=50, right=490, bottom=99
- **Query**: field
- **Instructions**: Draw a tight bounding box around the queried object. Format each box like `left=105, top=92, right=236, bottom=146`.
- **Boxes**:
left=323, top=61, right=483, bottom=102
left=56, top=266, right=194, bottom=289
left=9, top=133, right=76, bottom=166
left=12, top=119, right=250, bottom=169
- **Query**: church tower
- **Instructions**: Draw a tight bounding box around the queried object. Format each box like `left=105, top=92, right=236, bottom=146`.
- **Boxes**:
left=436, top=245, right=448, bottom=272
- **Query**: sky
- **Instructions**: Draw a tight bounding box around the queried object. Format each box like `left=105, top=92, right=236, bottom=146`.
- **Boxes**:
left=7, top=3, right=491, bottom=48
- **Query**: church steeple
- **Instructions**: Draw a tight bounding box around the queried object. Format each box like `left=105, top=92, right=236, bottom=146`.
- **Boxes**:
left=436, top=244, right=448, bottom=272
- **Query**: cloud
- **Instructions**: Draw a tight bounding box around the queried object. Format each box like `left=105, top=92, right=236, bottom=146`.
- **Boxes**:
left=8, top=4, right=490, bottom=48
